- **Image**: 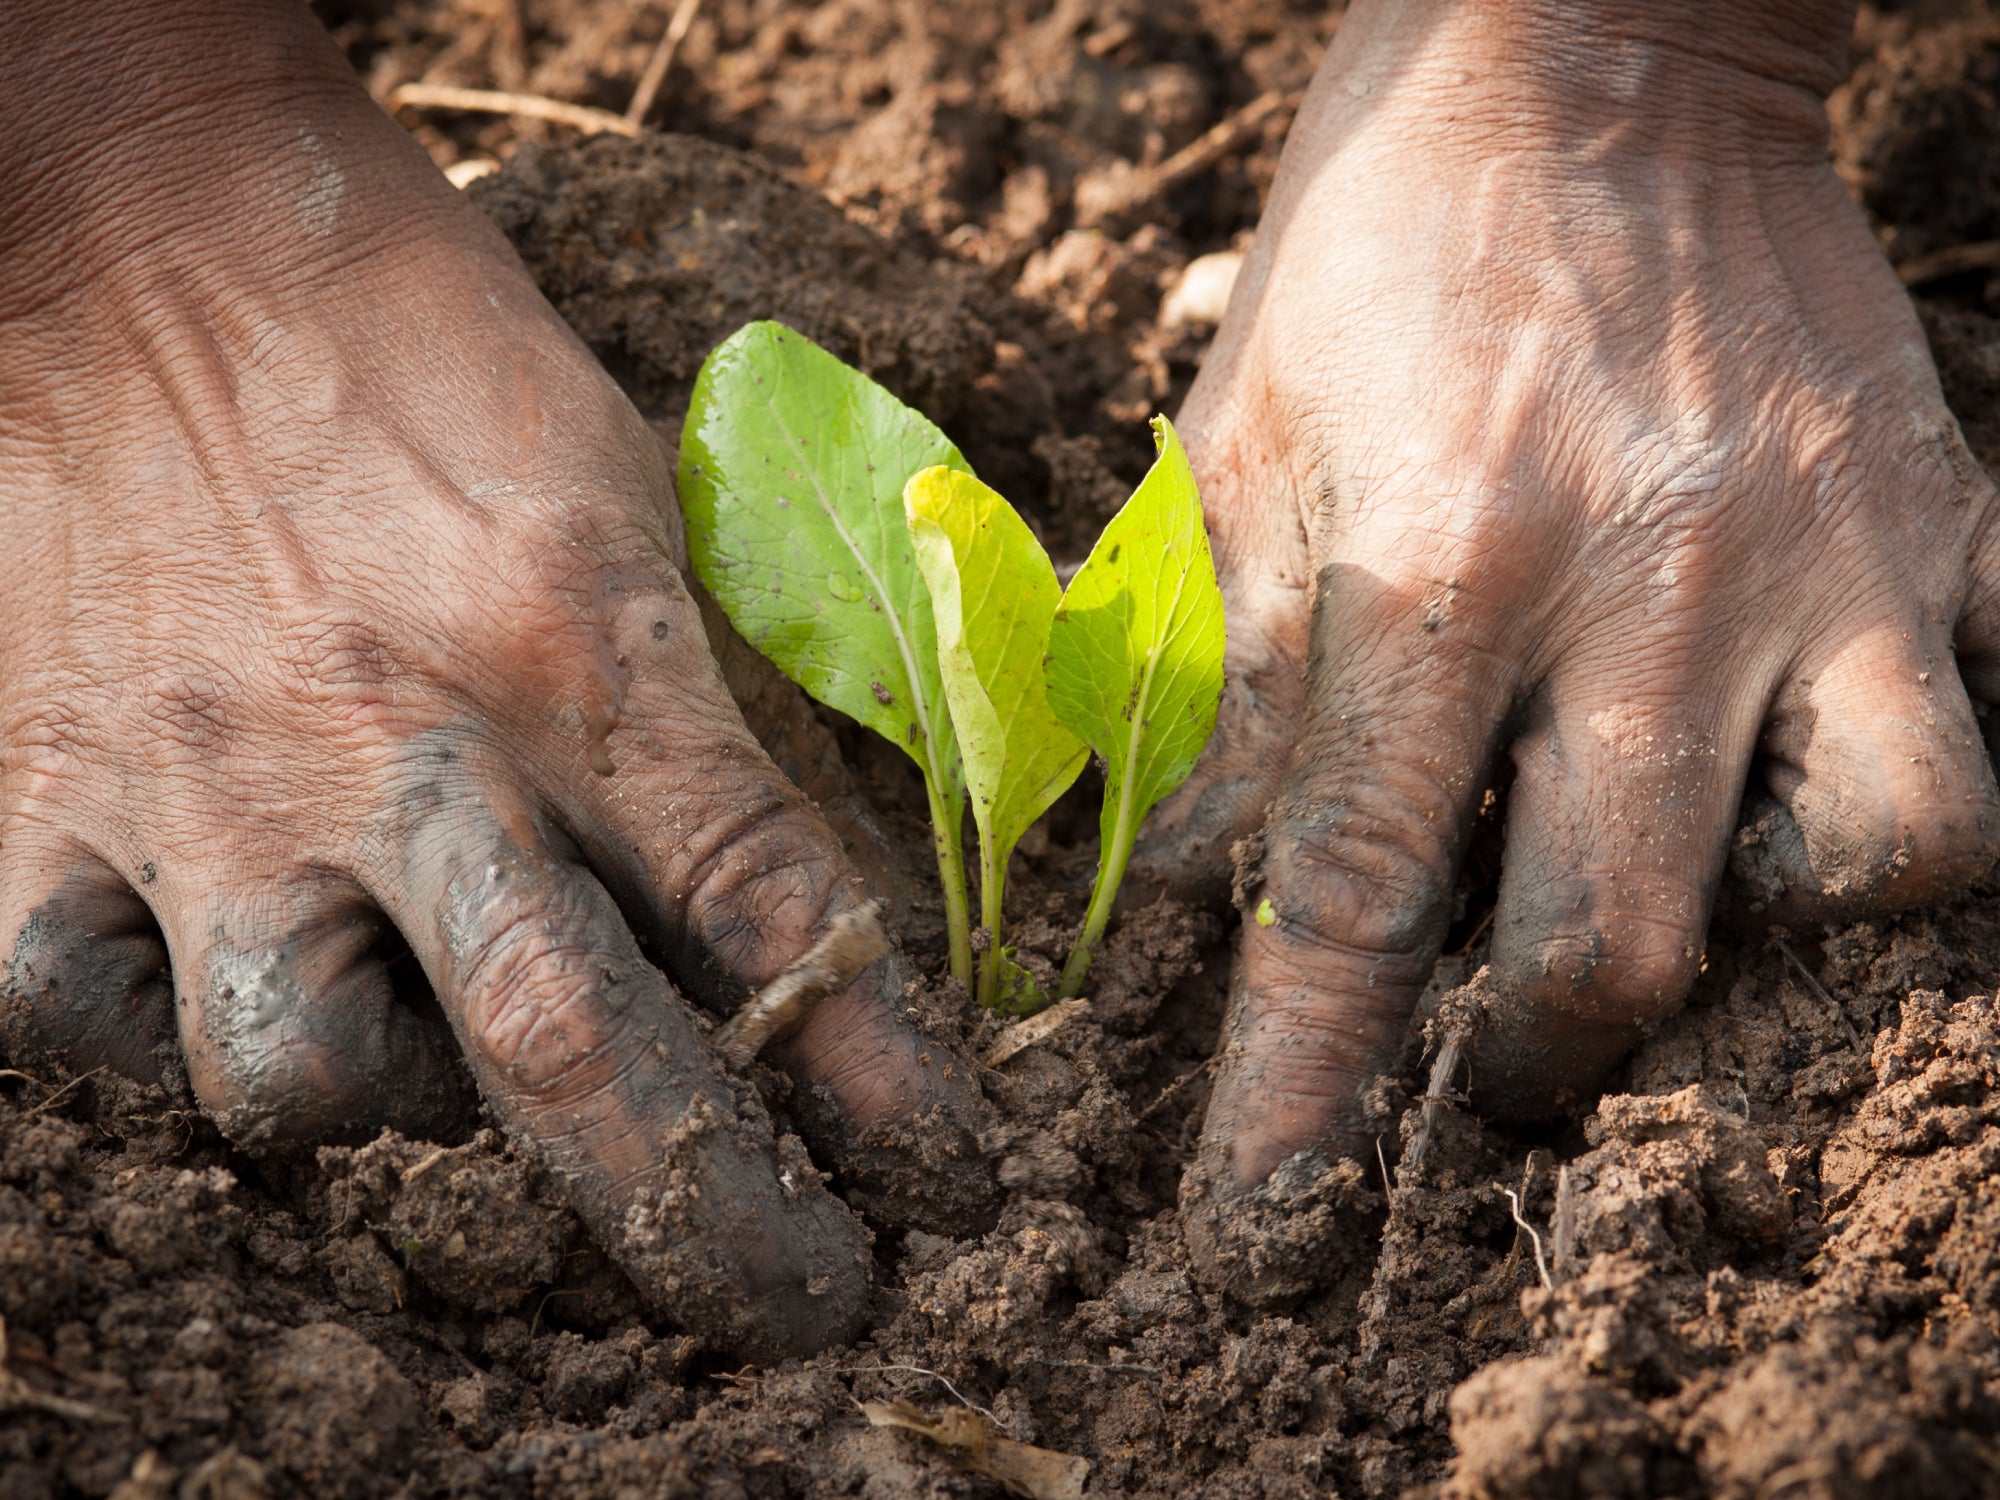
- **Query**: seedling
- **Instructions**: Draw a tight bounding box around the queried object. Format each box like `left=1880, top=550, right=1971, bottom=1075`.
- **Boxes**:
left=680, top=321, right=1225, bottom=1012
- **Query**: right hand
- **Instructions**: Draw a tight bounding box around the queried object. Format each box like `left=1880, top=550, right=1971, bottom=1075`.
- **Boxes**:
left=1135, top=0, right=2000, bottom=1298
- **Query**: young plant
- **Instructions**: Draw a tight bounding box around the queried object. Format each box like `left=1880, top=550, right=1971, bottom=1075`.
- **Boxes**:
left=681, top=321, right=1226, bottom=1016
left=904, top=466, right=1088, bottom=1011
left=1043, top=417, right=1226, bottom=998
left=677, top=321, right=977, bottom=985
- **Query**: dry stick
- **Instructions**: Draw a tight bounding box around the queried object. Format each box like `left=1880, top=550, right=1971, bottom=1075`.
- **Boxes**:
left=399, top=1145, right=453, bottom=1184
left=1086, top=88, right=1299, bottom=224
left=0, top=1316, right=123, bottom=1426
left=1029, top=1356, right=1158, bottom=1377
left=412, top=15, right=498, bottom=90
left=1151, top=89, right=1296, bottom=193
left=24, top=1067, right=104, bottom=1120
left=1897, top=238, right=2000, bottom=287
left=1502, top=1188, right=1555, bottom=1291
left=1398, top=1026, right=1463, bottom=1188
left=1375, top=1136, right=1397, bottom=1224
left=385, top=83, right=641, bottom=138
left=1452, top=903, right=1496, bottom=956
left=1777, top=939, right=1865, bottom=1050
left=712, top=903, right=889, bottom=1071
left=831, top=1363, right=999, bottom=1424
left=625, top=0, right=705, bottom=127
left=490, top=0, right=530, bottom=91
left=1551, top=1163, right=1578, bottom=1279
left=1359, top=977, right=1487, bottom=1366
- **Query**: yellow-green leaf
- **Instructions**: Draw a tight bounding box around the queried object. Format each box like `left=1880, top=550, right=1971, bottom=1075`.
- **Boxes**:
left=1045, top=416, right=1225, bottom=995
left=906, top=466, right=1087, bottom=1005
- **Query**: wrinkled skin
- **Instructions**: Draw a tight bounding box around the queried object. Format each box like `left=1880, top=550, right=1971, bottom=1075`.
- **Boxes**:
left=1135, top=0, right=2000, bottom=1296
left=0, top=2, right=995, bottom=1360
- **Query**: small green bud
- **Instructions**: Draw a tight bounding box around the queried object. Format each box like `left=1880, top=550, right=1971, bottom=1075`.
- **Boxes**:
left=1255, top=896, right=1276, bottom=927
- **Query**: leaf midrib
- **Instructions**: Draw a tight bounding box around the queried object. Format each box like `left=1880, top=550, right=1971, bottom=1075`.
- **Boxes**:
left=759, top=383, right=952, bottom=795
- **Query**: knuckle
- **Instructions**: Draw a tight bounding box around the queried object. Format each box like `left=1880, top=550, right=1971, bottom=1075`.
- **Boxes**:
left=676, top=780, right=838, bottom=974
left=455, top=885, right=633, bottom=1103
left=275, top=615, right=403, bottom=716
left=141, top=669, right=235, bottom=754
left=1889, top=776, right=2000, bottom=897
left=1261, top=792, right=1455, bottom=965
left=1521, top=908, right=1700, bottom=1024
left=1805, top=745, right=2000, bottom=904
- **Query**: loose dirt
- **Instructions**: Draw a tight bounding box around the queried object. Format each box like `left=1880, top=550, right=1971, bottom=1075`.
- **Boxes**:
left=8, top=2, right=2000, bottom=1496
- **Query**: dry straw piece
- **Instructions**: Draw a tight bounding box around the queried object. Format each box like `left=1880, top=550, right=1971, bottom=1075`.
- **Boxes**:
left=712, top=903, right=890, bottom=1070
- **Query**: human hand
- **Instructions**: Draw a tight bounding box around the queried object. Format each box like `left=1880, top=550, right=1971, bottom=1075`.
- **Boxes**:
left=0, top=1, right=993, bottom=1358
left=1137, top=0, right=2000, bottom=1296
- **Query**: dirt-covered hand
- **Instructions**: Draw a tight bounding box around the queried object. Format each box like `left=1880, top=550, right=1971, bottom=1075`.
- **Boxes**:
left=1141, top=0, right=2000, bottom=1296
left=0, top=2, right=993, bottom=1358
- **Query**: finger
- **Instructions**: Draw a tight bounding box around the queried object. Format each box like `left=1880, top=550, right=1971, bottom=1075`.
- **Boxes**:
left=0, top=834, right=176, bottom=1088
left=163, top=881, right=475, bottom=1151
left=376, top=751, right=872, bottom=1360
left=1182, top=564, right=1515, bottom=1298
left=1732, top=623, right=2000, bottom=925
left=541, top=568, right=1000, bottom=1234
left=1472, top=657, right=1762, bottom=1120
left=1947, top=466, right=2000, bottom=704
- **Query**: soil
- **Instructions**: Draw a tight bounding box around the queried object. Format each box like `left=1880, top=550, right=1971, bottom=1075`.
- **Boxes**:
left=9, top=2, right=2000, bottom=1497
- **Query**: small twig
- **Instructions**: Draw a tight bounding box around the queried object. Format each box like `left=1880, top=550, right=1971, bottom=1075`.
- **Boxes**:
left=713, top=903, right=888, bottom=1071
left=1400, top=1030, right=1463, bottom=1186
left=1028, top=1357, right=1158, bottom=1377
left=1897, top=239, right=2000, bottom=287
left=980, top=997, right=1087, bottom=1069
left=1452, top=904, right=1496, bottom=956
left=1076, top=89, right=1301, bottom=227
left=0, top=1317, right=124, bottom=1426
left=24, top=1067, right=104, bottom=1119
left=625, top=0, right=705, bottom=126
left=526, top=1288, right=585, bottom=1340
left=1400, top=970, right=1491, bottom=1188
left=1502, top=1187, right=1554, bottom=1291
left=1777, top=939, right=1864, bottom=1050
left=490, top=0, right=529, bottom=89
left=1135, top=1056, right=1217, bottom=1121
left=1551, top=1163, right=1577, bottom=1277
left=1150, top=89, right=1297, bottom=194
left=1375, top=1136, right=1396, bottom=1223
left=400, top=1146, right=453, bottom=1184
left=830, top=1363, right=998, bottom=1424
left=386, top=83, right=641, bottom=138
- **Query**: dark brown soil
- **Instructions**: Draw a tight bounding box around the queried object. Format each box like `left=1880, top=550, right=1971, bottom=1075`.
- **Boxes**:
left=9, top=3, right=2000, bottom=1496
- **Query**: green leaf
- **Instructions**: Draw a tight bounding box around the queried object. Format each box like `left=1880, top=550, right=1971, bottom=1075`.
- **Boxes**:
left=905, top=466, right=1087, bottom=1005
left=679, top=321, right=975, bottom=980
left=989, top=948, right=1048, bottom=1018
left=1045, top=415, right=1226, bottom=996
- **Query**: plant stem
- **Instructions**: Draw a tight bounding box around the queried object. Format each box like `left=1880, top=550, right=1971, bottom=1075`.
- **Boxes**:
left=924, top=775, right=974, bottom=986
left=1058, top=776, right=1141, bottom=998
left=976, top=833, right=1008, bottom=1009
